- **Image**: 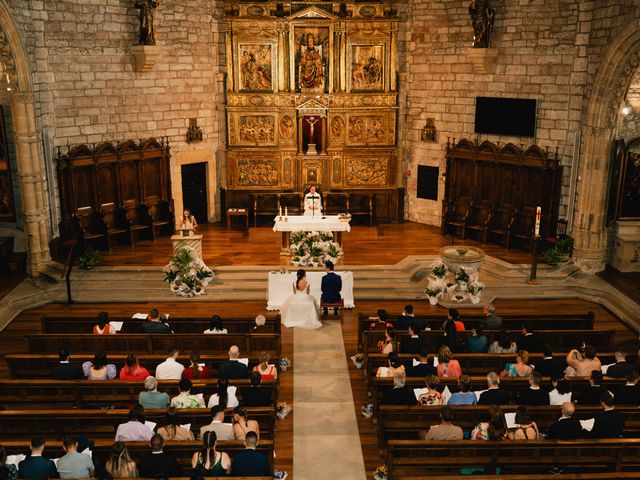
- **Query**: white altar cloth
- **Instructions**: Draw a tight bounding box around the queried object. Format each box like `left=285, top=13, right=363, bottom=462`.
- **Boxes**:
left=267, top=270, right=354, bottom=310
left=272, top=215, right=351, bottom=232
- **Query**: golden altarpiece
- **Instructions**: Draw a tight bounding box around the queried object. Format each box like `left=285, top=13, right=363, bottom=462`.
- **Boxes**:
left=223, top=1, right=403, bottom=222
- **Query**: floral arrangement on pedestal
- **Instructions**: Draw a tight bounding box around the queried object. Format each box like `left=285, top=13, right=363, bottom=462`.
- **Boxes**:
left=424, top=261, right=485, bottom=305
left=289, top=230, right=343, bottom=267
left=373, top=465, right=388, bottom=480
left=163, top=246, right=214, bottom=297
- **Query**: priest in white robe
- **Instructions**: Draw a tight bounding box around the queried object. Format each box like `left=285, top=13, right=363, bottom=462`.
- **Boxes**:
left=303, top=185, right=323, bottom=217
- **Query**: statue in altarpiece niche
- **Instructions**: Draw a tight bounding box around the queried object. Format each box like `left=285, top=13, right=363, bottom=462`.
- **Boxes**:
left=135, top=0, right=159, bottom=45
left=469, top=0, right=495, bottom=48
left=299, top=33, right=324, bottom=90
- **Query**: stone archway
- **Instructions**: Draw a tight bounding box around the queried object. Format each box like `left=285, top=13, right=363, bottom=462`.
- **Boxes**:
left=0, top=1, right=50, bottom=276
left=572, top=22, right=640, bottom=273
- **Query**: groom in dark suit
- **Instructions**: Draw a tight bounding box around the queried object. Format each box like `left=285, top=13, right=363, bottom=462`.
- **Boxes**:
left=321, top=260, right=342, bottom=316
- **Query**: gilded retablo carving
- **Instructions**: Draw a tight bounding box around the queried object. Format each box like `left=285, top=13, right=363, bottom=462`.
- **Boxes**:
left=237, top=159, right=278, bottom=186
left=239, top=44, right=273, bottom=91
left=239, top=116, right=276, bottom=144
left=351, top=45, right=384, bottom=91
left=330, top=115, right=345, bottom=139
left=279, top=115, right=295, bottom=139
left=348, top=116, right=386, bottom=144
left=346, top=158, right=387, bottom=185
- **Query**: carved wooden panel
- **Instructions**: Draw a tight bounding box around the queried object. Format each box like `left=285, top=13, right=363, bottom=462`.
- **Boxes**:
left=345, top=156, right=389, bottom=186
left=346, top=112, right=395, bottom=146
left=228, top=113, right=277, bottom=147
left=237, top=158, right=279, bottom=187
left=238, top=42, right=276, bottom=93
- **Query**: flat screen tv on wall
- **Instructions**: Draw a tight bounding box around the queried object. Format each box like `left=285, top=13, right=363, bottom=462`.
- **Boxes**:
left=474, top=97, right=537, bottom=137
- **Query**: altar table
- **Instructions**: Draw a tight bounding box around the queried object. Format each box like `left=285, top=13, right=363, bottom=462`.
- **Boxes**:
left=267, top=270, right=354, bottom=310
left=273, top=215, right=351, bottom=255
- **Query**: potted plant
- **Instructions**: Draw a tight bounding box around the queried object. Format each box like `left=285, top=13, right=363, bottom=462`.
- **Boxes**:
left=445, top=282, right=456, bottom=293
left=467, top=283, right=484, bottom=304
left=78, top=249, right=100, bottom=269
left=373, top=465, right=388, bottom=480
left=424, top=286, right=442, bottom=305
left=351, top=352, right=365, bottom=369
left=455, top=268, right=470, bottom=290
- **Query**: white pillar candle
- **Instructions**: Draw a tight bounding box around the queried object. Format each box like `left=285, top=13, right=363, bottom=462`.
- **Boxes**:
left=534, top=206, right=541, bottom=236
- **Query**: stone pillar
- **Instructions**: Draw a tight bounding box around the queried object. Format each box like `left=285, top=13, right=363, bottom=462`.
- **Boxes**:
left=571, top=126, right=612, bottom=273
left=10, top=90, right=51, bottom=275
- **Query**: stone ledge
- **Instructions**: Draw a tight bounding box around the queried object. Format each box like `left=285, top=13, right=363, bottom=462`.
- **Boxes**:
left=131, top=45, right=161, bottom=72
left=466, top=47, right=499, bottom=74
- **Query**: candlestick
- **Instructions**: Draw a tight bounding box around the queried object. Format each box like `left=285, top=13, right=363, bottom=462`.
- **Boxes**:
left=534, top=206, right=541, bottom=236
left=285, top=207, right=288, bottom=217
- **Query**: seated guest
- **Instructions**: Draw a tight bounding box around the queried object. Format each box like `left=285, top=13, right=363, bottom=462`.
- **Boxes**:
left=119, top=353, right=150, bottom=381
left=440, top=321, right=466, bottom=353
left=488, top=329, right=517, bottom=354
left=546, top=402, right=584, bottom=440
left=418, top=374, right=443, bottom=405
left=591, top=392, right=625, bottom=438
left=381, top=372, right=416, bottom=405
left=191, top=431, right=231, bottom=476
left=576, top=370, right=609, bottom=405
left=218, top=345, right=249, bottom=379
left=507, top=406, right=539, bottom=439
left=533, top=345, right=564, bottom=378
left=232, top=407, right=260, bottom=441
left=615, top=370, right=640, bottom=405
left=369, top=309, right=393, bottom=329
left=171, top=379, right=206, bottom=408
left=500, top=350, right=532, bottom=377
left=565, top=344, right=601, bottom=377
left=157, top=407, right=195, bottom=441
left=407, top=347, right=437, bottom=377
left=207, top=378, right=239, bottom=408
left=56, top=436, right=94, bottom=479
left=471, top=405, right=508, bottom=440
left=204, top=315, right=227, bottom=334
left=200, top=406, right=234, bottom=441
left=436, top=346, right=462, bottom=379
left=142, top=309, right=172, bottom=334
left=0, top=446, right=18, bottom=480
left=155, top=348, right=184, bottom=380
left=138, top=376, right=170, bottom=409
left=517, top=371, right=548, bottom=406
left=376, top=352, right=405, bottom=378
left=445, top=309, right=465, bottom=332
left=549, top=376, right=573, bottom=405
left=518, top=322, right=544, bottom=353
left=421, top=407, right=463, bottom=440
left=466, top=325, right=488, bottom=353
left=51, top=349, right=83, bottom=380
left=105, top=442, right=136, bottom=479
left=400, top=324, right=424, bottom=354
left=230, top=431, right=271, bottom=477
left=115, top=404, right=153, bottom=442
left=481, top=303, right=502, bottom=330
left=18, top=436, right=58, bottom=480
left=478, top=372, right=511, bottom=405
left=250, top=314, right=269, bottom=333
left=378, top=327, right=397, bottom=355
left=92, top=311, right=115, bottom=335
left=82, top=352, right=116, bottom=380
left=253, top=351, right=278, bottom=381
left=396, top=305, right=415, bottom=330
left=448, top=375, right=477, bottom=405
left=182, top=351, right=210, bottom=380
left=138, top=434, right=181, bottom=478
left=241, top=371, right=273, bottom=407
left=607, top=351, right=635, bottom=378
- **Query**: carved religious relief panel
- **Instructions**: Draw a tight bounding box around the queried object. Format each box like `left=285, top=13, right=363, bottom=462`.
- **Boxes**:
left=345, top=156, right=389, bottom=186
left=236, top=158, right=279, bottom=187
left=278, top=114, right=296, bottom=144
left=329, top=114, right=346, bottom=145
left=350, top=44, right=384, bottom=92
left=346, top=112, right=395, bottom=146
left=238, top=43, right=275, bottom=92
left=293, top=26, right=331, bottom=93
left=229, top=113, right=277, bottom=146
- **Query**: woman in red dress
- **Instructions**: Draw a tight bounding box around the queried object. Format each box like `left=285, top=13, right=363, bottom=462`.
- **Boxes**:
left=182, top=351, right=210, bottom=380
left=119, top=353, right=150, bottom=380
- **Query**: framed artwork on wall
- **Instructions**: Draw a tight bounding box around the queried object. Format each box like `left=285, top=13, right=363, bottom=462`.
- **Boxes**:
left=237, top=43, right=275, bottom=92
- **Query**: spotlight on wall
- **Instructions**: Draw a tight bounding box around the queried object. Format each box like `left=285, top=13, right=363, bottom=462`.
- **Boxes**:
left=622, top=106, right=631, bottom=116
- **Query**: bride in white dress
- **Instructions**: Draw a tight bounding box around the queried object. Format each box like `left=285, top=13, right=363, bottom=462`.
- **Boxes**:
left=280, top=269, right=322, bottom=329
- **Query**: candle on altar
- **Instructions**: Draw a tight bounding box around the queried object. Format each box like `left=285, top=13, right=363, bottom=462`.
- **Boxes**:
left=285, top=207, right=288, bottom=217
left=279, top=206, right=282, bottom=217
left=534, top=206, right=541, bottom=236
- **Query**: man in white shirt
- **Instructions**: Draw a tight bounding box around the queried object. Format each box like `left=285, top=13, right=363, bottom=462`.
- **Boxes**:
left=200, top=405, right=234, bottom=440
left=155, top=348, right=184, bottom=380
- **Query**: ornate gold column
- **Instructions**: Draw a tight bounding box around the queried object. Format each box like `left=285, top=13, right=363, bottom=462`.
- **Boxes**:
left=225, top=19, right=234, bottom=91
left=389, top=22, right=397, bottom=92
left=10, top=90, right=51, bottom=275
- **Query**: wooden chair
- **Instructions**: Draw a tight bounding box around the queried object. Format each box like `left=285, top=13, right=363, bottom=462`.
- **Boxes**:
left=511, top=206, right=537, bottom=251
left=146, top=196, right=174, bottom=238
left=74, top=207, right=109, bottom=250
left=252, top=193, right=279, bottom=226
left=99, top=202, right=131, bottom=247
left=123, top=199, right=153, bottom=244
left=324, top=192, right=348, bottom=215
left=441, top=197, right=473, bottom=238
left=465, top=201, right=493, bottom=242
left=487, top=205, right=518, bottom=248
left=321, top=298, right=344, bottom=317
left=279, top=192, right=303, bottom=216
left=348, top=192, right=373, bottom=226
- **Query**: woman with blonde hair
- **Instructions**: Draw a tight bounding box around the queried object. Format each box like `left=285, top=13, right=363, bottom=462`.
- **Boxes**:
left=436, top=346, right=462, bottom=378
left=105, top=442, right=137, bottom=478
left=500, top=350, right=532, bottom=377
left=253, top=351, right=278, bottom=381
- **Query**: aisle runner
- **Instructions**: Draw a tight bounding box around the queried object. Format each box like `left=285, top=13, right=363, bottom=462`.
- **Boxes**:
left=293, top=322, right=367, bottom=479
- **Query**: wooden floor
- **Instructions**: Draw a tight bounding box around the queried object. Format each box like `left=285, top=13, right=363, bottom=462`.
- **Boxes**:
left=1, top=297, right=634, bottom=479
left=598, top=266, right=640, bottom=306
left=97, top=222, right=534, bottom=267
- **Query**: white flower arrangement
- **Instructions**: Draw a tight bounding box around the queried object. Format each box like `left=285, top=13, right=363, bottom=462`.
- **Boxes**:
left=289, top=231, right=343, bottom=267
left=163, top=246, right=214, bottom=297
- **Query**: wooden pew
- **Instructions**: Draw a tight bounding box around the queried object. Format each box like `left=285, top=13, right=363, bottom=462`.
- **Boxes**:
left=357, top=311, right=596, bottom=349
left=4, top=354, right=281, bottom=379
left=0, top=379, right=277, bottom=410
left=386, top=439, right=640, bottom=479
left=25, top=333, right=282, bottom=356
left=41, top=314, right=281, bottom=334
left=362, top=329, right=614, bottom=353
left=0, top=407, right=275, bottom=441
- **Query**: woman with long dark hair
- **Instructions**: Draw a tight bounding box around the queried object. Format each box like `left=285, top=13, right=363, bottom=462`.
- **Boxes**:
left=206, top=378, right=239, bottom=409
left=182, top=351, right=210, bottom=380
left=157, top=406, right=195, bottom=441
left=280, top=268, right=322, bottom=329
left=82, top=351, right=117, bottom=380
left=191, top=431, right=231, bottom=476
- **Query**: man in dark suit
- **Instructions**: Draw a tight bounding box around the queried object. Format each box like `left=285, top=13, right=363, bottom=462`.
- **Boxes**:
left=320, top=260, right=342, bottom=316
left=51, top=349, right=83, bottom=380
left=606, top=351, right=635, bottom=378
left=518, top=322, right=545, bottom=353
left=478, top=372, right=511, bottom=405
left=533, top=345, right=564, bottom=378
left=546, top=402, right=584, bottom=439
left=217, top=345, right=249, bottom=379
left=230, top=431, right=271, bottom=476
left=138, top=434, right=181, bottom=478
left=18, top=436, right=58, bottom=480
left=142, top=309, right=172, bottom=333
left=396, top=305, right=415, bottom=330
left=615, top=370, right=640, bottom=405
left=517, top=371, right=549, bottom=406
left=577, top=370, right=608, bottom=405
left=407, top=347, right=437, bottom=377
left=382, top=373, right=416, bottom=405
left=591, top=392, right=625, bottom=438
left=240, top=371, right=273, bottom=406
left=481, top=303, right=502, bottom=330
left=400, top=325, right=424, bottom=355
